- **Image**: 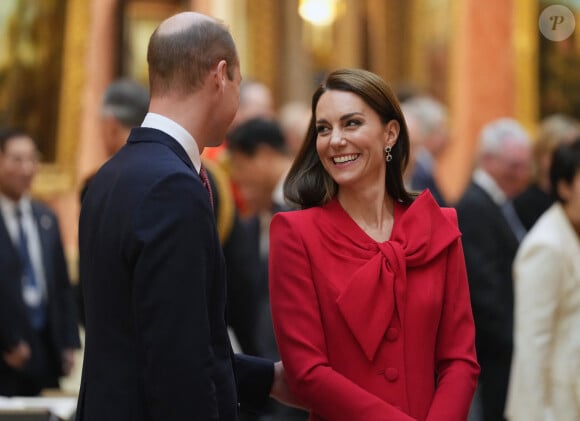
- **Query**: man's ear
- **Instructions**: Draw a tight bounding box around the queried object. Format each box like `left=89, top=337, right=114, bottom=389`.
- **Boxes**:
left=214, top=60, right=228, bottom=90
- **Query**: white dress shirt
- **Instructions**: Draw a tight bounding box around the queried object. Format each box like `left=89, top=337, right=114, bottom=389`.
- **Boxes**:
left=0, top=193, right=47, bottom=303
left=141, top=112, right=202, bottom=173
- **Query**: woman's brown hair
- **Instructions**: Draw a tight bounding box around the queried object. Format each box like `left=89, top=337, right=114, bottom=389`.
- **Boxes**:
left=284, top=68, right=415, bottom=209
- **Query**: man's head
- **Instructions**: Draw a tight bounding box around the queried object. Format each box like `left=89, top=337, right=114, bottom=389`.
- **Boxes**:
left=231, top=80, right=275, bottom=128
left=400, top=102, right=423, bottom=185
left=226, top=118, right=288, bottom=214
left=146, top=12, right=241, bottom=147
left=278, top=101, right=311, bottom=158
left=0, top=128, right=39, bottom=201
left=477, top=118, right=533, bottom=199
left=101, top=78, right=149, bottom=156
left=401, top=96, right=448, bottom=158
left=147, top=12, right=239, bottom=96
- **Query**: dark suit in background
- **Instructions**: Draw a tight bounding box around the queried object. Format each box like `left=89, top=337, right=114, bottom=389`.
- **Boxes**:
left=513, top=183, right=554, bottom=231
left=203, top=162, right=262, bottom=356
left=456, top=183, right=520, bottom=421
left=0, top=199, right=80, bottom=396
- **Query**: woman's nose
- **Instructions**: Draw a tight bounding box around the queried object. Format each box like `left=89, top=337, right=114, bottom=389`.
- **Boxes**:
left=329, top=129, right=344, bottom=146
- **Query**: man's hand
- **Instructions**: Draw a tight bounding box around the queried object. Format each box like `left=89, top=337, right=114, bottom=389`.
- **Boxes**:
left=270, top=361, right=307, bottom=410
left=3, top=340, right=31, bottom=370
left=61, top=349, right=76, bottom=376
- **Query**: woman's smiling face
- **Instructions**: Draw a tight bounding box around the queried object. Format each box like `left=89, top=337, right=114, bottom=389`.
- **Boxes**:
left=315, top=89, right=398, bottom=190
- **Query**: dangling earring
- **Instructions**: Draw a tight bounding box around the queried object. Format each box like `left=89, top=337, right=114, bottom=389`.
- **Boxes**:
left=384, top=145, right=393, bottom=162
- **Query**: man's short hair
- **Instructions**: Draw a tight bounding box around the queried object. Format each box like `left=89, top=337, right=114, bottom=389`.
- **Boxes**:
left=226, top=118, right=287, bottom=156
left=0, top=127, right=33, bottom=152
left=101, top=79, right=149, bottom=129
left=147, top=17, right=238, bottom=96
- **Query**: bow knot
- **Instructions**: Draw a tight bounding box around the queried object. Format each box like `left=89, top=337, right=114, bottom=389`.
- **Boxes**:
left=336, top=192, right=460, bottom=362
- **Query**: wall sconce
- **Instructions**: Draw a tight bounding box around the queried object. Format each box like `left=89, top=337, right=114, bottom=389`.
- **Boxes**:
left=298, top=0, right=340, bottom=26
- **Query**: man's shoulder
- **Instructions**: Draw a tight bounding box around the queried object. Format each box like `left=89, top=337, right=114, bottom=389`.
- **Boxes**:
left=30, top=199, right=56, bottom=218
left=455, top=182, right=492, bottom=209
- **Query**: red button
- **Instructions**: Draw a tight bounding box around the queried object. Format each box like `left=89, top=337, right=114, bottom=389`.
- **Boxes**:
left=386, top=327, right=399, bottom=341
left=384, top=367, right=399, bottom=381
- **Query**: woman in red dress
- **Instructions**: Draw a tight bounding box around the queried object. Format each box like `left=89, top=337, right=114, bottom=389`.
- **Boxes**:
left=269, top=68, right=479, bottom=421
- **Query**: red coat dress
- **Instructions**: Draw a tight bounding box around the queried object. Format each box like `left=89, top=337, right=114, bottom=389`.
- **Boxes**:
left=269, top=191, right=479, bottom=421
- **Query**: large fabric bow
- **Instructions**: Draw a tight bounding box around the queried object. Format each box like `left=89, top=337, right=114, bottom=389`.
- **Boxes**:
left=336, top=192, right=460, bottom=362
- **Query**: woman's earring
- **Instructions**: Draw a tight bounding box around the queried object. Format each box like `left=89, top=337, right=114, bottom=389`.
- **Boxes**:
left=384, top=145, right=393, bottom=162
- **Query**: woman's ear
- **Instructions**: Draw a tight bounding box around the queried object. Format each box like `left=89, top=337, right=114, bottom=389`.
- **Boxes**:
left=557, top=179, right=572, bottom=203
left=384, top=119, right=400, bottom=148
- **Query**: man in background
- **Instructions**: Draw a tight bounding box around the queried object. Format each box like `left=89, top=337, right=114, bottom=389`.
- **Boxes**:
left=455, top=118, right=532, bottom=421
left=227, top=118, right=307, bottom=421
left=402, top=96, right=449, bottom=205
left=0, top=128, right=80, bottom=396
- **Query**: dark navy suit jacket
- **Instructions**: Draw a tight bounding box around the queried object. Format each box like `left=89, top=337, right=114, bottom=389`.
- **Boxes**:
left=0, top=200, right=80, bottom=395
left=455, top=182, right=519, bottom=421
left=76, top=127, right=272, bottom=420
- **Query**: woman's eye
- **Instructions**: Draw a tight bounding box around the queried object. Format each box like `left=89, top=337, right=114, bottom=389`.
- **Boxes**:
left=346, top=119, right=362, bottom=127
left=316, top=126, right=329, bottom=134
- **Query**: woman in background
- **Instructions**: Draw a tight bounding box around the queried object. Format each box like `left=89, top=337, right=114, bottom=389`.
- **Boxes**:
left=507, top=137, right=580, bottom=421
left=269, top=68, right=479, bottom=421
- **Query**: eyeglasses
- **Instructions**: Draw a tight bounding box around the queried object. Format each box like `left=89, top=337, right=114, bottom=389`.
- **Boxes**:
left=1, top=153, right=41, bottom=166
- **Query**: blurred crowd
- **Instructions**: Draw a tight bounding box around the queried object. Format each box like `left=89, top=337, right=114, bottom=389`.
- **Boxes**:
left=1, top=75, right=579, bottom=421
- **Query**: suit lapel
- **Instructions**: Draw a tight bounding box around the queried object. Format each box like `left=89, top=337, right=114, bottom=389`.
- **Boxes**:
left=554, top=205, right=580, bottom=281
left=0, top=211, right=19, bottom=261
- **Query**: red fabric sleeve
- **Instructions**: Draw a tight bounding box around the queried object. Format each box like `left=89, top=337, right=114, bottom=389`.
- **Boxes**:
left=426, top=211, right=480, bottom=420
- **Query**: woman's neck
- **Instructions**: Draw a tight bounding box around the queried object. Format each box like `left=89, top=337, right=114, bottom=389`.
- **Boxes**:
left=338, top=187, right=394, bottom=242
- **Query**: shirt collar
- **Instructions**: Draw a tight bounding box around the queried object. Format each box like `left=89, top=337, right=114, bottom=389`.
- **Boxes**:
left=141, top=112, right=201, bottom=173
left=473, top=168, right=507, bottom=205
left=0, top=193, right=32, bottom=216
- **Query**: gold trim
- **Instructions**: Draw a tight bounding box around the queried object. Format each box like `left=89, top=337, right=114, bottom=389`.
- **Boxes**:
left=513, top=0, right=539, bottom=135
left=32, top=0, right=89, bottom=197
left=245, top=0, right=278, bottom=92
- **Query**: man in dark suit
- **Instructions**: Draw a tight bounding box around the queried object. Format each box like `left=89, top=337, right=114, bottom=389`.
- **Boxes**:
left=455, top=118, right=532, bottom=421
left=402, top=96, right=449, bottom=206
left=78, top=78, right=261, bottom=356
left=0, top=128, right=80, bottom=396
left=227, top=118, right=307, bottom=421
left=76, top=12, right=294, bottom=421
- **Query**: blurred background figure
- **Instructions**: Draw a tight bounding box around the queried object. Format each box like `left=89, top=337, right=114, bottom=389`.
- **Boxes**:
left=514, top=114, right=580, bottom=230
left=401, top=101, right=424, bottom=190
left=455, top=118, right=533, bottom=421
left=506, top=137, right=580, bottom=421
left=232, top=80, right=276, bottom=129
left=401, top=96, right=449, bottom=205
left=77, top=79, right=150, bottom=326
left=81, top=78, right=150, bottom=200
left=278, top=101, right=311, bottom=158
left=100, top=78, right=151, bottom=158
left=0, top=128, right=80, bottom=396
left=226, top=117, right=307, bottom=421
left=204, top=79, right=276, bottom=215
